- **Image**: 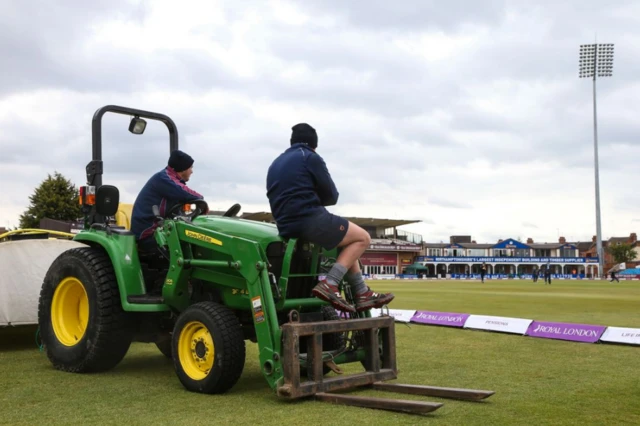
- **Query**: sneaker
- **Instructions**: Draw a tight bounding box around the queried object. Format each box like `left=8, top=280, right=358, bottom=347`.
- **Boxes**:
left=311, top=280, right=355, bottom=313
left=354, top=287, right=395, bottom=312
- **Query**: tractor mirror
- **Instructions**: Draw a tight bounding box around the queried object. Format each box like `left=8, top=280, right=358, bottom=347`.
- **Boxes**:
left=128, top=116, right=147, bottom=134
left=95, top=185, right=120, bottom=217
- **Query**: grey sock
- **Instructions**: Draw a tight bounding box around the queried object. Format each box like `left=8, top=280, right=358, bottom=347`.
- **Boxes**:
left=346, top=271, right=368, bottom=295
left=326, top=263, right=348, bottom=286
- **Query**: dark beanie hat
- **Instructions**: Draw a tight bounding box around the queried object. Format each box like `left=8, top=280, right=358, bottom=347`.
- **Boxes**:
left=168, top=149, right=194, bottom=172
left=290, top=123, right=318, bottom=149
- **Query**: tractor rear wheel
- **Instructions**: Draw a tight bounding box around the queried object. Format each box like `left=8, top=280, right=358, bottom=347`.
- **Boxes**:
left=38, top=247, right=134, bottom=372
left=172, top=302, right=245, bottom=394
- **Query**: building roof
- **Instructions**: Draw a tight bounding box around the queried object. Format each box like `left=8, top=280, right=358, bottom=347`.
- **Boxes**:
left=347, top=217, right=421, bottom=228
left=459, top=243, right=494, bottom=249
left=371, top=238, right=418, bottom=246
left=235, top=212, right=420, bottom=228
left=571, top=242, right=592, bottom=251
left=529, top=243, right=564, bottom=249
left=608, top=237, right=629, bottom=244
left=424, top=243, right=449, bottom=248
left=492, top=238, right=530, bottom=249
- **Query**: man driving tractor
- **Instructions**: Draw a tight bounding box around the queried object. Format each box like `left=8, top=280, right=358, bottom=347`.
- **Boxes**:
left=131, top=149, right=206, bottom=253
left=266, top=123, right=394, bottom=313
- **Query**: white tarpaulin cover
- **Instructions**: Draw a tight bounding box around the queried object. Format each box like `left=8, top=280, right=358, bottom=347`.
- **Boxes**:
left=0, top=239, right=87, bottom=326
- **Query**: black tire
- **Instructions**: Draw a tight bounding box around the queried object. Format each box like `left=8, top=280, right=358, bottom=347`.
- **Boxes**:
left=172, top=302, right=245, bottom=394
left=155, top=334, right=173, bottom=358
left=38, top=247, right=134, bottom=373
left=300, top=306, right=346, bottom=377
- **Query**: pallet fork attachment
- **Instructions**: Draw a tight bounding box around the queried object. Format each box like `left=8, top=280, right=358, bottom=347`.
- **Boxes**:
left=277, top=314, right=495, bottom=415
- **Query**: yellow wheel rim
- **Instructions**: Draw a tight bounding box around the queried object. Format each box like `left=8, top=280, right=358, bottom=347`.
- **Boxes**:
left=178, top=321, right=215, bottom=380
left=51, top=277, right=89, bottom=346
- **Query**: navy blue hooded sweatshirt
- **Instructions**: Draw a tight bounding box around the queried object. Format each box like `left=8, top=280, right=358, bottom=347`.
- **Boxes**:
left=266, top=143, right=339, bottom=236
left=131, top=166, right=203, bottom=241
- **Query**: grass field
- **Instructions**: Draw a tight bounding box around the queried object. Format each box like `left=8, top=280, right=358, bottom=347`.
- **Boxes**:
left=1, top=279, right=639, bottom=425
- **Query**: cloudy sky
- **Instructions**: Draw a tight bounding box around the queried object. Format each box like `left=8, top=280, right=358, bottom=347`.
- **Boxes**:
left=2, top=0, right=639, bottom=244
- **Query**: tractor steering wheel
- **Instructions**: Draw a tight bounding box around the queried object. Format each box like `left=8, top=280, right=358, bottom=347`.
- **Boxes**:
left=166, top=199, right=209, bottom=221
left=222, top=203, right=241, bottom=217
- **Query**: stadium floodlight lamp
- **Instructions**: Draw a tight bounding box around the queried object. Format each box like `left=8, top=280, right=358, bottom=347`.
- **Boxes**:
left=578, top=42, right=614, bottom=279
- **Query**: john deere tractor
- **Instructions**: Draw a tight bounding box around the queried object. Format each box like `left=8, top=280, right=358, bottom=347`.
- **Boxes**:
left=37, top=105, right=494, bottom=415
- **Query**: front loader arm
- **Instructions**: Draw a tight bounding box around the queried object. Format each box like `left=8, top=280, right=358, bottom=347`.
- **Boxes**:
left=159, top=220, right=285, bottom=389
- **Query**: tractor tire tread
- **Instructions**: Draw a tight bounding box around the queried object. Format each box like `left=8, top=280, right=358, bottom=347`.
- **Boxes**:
left=173, top=301, right=245, bottom=394
left=38, top=246, right=134, bottom=373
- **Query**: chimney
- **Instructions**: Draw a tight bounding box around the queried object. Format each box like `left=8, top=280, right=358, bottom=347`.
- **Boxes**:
left=559, top=236, right=566, bottom=244
left=527, top=238, right=534, bottom=244
left=592, top=235, right=597, bottom=242
left=631, top=233, right=637, bottom=243
left=472, top=240, right=476, bottom=244
left=498, top=239, right=503, bottom=243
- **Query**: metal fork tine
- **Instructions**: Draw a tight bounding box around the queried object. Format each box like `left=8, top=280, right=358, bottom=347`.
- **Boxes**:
left=315, top=392, right=444, bottom=415
left=371, top=382, right=495, bottom=401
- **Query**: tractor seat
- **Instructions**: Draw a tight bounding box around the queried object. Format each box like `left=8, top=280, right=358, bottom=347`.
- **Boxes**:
left=92, top=185, right=134, bottom=236
left=109, top=226, right=134, bottom=236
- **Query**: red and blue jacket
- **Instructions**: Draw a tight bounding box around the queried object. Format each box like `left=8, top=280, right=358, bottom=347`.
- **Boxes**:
left=131, top=166, right=203, bottom=241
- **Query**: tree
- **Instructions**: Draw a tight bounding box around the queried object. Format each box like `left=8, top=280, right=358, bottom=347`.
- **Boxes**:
left=607, top=242, right=637, bottom=264
left=19, top=172, right=82, bottom=229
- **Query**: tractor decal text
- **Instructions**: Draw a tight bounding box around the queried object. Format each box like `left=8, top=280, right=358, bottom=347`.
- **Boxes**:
left=185, top=230, right=223, bottom=246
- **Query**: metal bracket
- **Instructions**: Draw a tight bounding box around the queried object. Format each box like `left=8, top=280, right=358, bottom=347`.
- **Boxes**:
left=277, top=315, right=496, bottom=416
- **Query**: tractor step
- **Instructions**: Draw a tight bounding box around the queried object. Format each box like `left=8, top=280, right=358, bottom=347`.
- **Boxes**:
left=127, top=294, right=164, bottom=304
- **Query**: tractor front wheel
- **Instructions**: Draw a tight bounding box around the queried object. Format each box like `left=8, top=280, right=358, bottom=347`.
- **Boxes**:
left=172, top=302, right=245, bottom=394
left=38, top=247, right=134, bottom=372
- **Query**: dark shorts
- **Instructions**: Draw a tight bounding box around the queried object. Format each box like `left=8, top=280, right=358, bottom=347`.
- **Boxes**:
left=293, top=210, right=349, bottom=251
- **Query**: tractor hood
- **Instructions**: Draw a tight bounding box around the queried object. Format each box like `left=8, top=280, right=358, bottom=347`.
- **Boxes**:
left=191, top=215, right=282, bottom=246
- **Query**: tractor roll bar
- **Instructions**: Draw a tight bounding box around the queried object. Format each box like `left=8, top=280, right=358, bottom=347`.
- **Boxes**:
left=88, top=105, right=179, bottom=188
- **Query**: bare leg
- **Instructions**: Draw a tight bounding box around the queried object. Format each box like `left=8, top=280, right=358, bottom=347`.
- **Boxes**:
left=334, top=221, right=370, bottom=272
left=337, top=222, right=394, bottom=310
left=312, top=221, right=393, bottom=312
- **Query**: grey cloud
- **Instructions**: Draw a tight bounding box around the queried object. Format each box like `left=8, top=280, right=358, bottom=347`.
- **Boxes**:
left=301, top=0, right=508, bottom=31
left=2, top=0, right=640, bottom=242
left=428, top=196, right=472, bottom=209
left=0, top=0, right=144, bottom=96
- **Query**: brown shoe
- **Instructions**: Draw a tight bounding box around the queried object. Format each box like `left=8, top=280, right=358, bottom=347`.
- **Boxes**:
left=311, top=280, right=355, bottom=313
left=354, top=287, right=395, bottom=312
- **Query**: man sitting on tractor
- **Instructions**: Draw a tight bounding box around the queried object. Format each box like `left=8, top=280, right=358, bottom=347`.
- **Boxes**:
left=131, top=149, right=206, bottom=254
left=266, top=123, right=394, bottom=313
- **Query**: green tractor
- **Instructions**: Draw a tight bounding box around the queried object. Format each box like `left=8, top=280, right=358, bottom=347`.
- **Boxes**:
left=37, top=105, right=494, bottom=415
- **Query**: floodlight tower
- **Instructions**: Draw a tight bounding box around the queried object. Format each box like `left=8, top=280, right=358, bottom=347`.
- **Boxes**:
left=579, top=43, right=614, bottom=279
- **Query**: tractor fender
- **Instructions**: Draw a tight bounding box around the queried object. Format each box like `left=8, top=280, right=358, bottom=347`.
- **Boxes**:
left=73, top=231, right=148, bottom=310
